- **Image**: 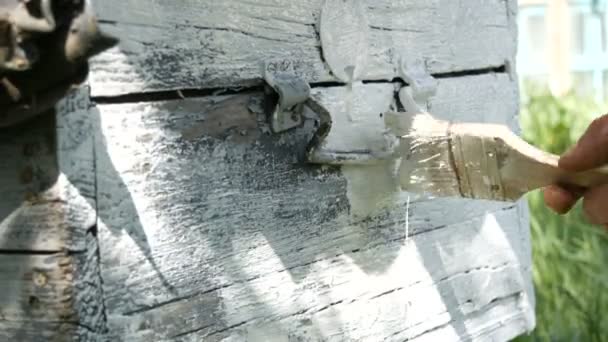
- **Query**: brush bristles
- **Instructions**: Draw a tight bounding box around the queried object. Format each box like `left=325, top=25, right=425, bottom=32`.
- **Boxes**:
left=385, top=112, right=462, bottom=198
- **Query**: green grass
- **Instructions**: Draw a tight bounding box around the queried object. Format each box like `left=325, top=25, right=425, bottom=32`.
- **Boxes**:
left=515, top=85, right=608, bottom=342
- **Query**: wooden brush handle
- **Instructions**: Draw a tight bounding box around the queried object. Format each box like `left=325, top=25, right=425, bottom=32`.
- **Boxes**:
left=526, top=152, right=608, bottom=189
left=450, top=123, right=608, bottom=201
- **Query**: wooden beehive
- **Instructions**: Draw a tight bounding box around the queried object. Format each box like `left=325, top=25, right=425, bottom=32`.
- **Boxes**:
left=0, top=1, right=535, bottom=341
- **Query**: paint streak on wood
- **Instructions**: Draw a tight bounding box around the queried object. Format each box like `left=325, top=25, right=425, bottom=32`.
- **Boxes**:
left=308, top=73, right=519, bottom=166
left=0, top=89, right=105, bottom=340
left=320, top=0, right=369, bottom=82
left=93, top=75, right=534, bottom=341
left=89, top=0, right=516, bottom=96
left=307, top=74, right=519, bottom=216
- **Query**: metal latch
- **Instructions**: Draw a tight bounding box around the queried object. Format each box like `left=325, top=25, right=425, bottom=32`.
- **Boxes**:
left=397, top=59, right=437, bottom=113
left=264, top=68, right=311, bottom=133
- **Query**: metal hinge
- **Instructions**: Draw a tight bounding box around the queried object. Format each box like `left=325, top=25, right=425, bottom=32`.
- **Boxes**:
left=263, top=67, right=311, bottom=133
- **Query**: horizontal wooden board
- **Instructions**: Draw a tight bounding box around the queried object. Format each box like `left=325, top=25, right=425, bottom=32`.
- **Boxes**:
left=93, top=73, right=533, bottom=340
left=102, top=207, right=531, bottom=341
left=89, top=0, right=517, bottom=96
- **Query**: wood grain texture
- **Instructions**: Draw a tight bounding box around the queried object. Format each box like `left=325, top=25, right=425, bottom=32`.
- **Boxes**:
left=93, top=74, right=534, bottom=341
left=89, top=0, right=517, bottom=96
left=0, top=89, right=96, bottom=252
left=0, top=89, right=105, bottom=341
left=0, top=251, right=104, bottom=342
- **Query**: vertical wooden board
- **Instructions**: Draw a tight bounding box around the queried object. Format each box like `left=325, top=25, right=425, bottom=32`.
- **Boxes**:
left=89, top=0, right=516, bottom=96
left=0, top=89, right=96, bottom=252
left=0, top=253, right=73, bottom=322
left=0, top=250, right=102, bottom=341
left=0, top=114, right=64, bottom=251
left=0, top=89, right=103, bottom=341
left=94, top=75, right=533, bottom=340
left=56, top=89, right=107, bottom=338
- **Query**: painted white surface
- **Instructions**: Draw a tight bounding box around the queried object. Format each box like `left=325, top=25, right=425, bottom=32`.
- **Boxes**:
left=93, top=77, right=534, bottom=341
left=89, top=0, right=517, bottom=96
left=86, top=3, right=533, bottom=339
left=0, top=0, right=532, bottom=340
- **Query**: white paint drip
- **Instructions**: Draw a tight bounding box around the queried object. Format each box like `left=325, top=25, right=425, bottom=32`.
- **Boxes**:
left=405, top=195, right=410, bottom=245
left=403, top=195, right=411, bottom=339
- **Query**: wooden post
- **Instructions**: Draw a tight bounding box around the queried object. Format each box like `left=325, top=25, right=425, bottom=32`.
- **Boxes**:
left=0, top=1, right=535, bottom=340
left=0, top=89, right=103, bottom=341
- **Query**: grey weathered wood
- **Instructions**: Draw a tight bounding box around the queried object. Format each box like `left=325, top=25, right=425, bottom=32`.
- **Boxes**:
left=0, top=245, right=102, bottom=341
left=0, top=90, right=96, bottom=252
left=0, top=1, right=531, bottom=340
left=0, top=114, right=66, bottom=252
left=0, top=90, right=105, bottom=341
left=89, top=0, right=516, bottom=96
left=93, top=74, right=534, bottom=341
left=0, top=253, right=74, bottom=322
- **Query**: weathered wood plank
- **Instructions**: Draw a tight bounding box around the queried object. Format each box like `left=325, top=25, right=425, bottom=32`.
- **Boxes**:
left=0, top=253, right=73, bottom=323
left=103, top=207, right=531, bottom=341
left=0, top=114, right=65, bottom=251
left=0, top=89, right=105, bottom=340
left=0, top=321, right=96, bottom=342
left=0, top=244, right=103, bottom=341
left=94, top=73, right=534, bottom=340
left=89, top=0, right=517, bottom=96
left=0, top=89, right=96, bottom=252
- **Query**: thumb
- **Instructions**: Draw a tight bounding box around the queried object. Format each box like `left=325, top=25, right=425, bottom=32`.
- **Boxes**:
left=559, top=114, right=608, bottom=172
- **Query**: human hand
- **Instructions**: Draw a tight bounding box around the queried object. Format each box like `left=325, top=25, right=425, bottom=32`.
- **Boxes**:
left=543, top=114, right=608, bottom=228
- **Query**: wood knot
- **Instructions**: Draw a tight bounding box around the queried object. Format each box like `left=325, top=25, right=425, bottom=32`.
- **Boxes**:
left=33, top=272, right=48, bottom=287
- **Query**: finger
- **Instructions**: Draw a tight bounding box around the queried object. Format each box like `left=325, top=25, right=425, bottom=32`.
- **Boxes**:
left=559, top=114, right=608, bottom=172
left=582, top=184, right=608, bottom=225
left=543, top=185, right=580, bottom=214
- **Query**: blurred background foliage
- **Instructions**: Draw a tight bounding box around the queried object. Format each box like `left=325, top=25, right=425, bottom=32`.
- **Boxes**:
left=515, top=83, right=608, bottom=342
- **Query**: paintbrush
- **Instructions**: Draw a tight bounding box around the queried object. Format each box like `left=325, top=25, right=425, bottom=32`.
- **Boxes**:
left=383, top=111, right=608, bottom=202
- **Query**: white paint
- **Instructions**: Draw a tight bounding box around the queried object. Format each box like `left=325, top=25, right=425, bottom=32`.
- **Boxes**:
left=310, top=74, right=518, bottom=166
left=93, top=77, right=533, bottom=341
left=89, top=0, right=517, bottom=97
left=77, top=1, right=534, bottom=340
left=308, top=83, right=398, bottom=164
left=320, top=0, right=369, bottom=83
left=311, top=75, right=521, bottom=211
left=342, top=161, right=401, bottom=218
left=385, top=111, right=462, bottom=199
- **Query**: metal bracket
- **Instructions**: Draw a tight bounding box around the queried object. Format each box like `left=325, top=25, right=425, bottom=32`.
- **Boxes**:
left=397, top=59, right=437, bottom=113
left=264, top=69, right=311, bottom=133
